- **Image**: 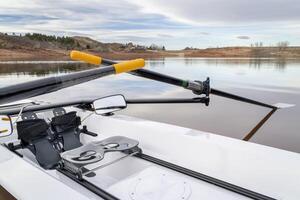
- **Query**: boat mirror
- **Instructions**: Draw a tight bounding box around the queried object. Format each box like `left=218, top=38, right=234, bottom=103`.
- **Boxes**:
left=93, top=95, right=127, bottom=115
left=0, top=115, right=13, bottom=137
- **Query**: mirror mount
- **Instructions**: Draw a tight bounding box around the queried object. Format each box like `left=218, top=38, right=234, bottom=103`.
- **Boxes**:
left=102, top=112, right=115, bottom=117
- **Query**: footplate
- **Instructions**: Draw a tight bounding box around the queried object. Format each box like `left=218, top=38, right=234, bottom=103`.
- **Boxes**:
left=60, top=136, right=141, bottom=179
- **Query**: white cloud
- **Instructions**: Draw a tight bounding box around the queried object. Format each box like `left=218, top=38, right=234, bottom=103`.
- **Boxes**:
left=127, top=0, right=300, bottom=25
left=237, top=36, right=250, bottom=40
left=0, top=0, right=299, bottom=49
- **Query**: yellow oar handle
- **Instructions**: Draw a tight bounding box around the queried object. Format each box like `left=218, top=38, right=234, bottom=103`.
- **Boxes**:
left=0, top=129, right=8, bottom=134
left=1, top=117, right=10, bottom=121
left=70, top=50, right=145, bottom=74
left=113, top=59, right=145, bottom=74
left=70, top=50, right=102, bottom=65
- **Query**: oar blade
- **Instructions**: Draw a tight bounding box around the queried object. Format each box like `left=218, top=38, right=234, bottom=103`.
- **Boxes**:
left=273, top=103, right=295, bottom=109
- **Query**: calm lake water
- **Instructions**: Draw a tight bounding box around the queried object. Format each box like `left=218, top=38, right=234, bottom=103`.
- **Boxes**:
left=0, top=58, right=300, bottom=153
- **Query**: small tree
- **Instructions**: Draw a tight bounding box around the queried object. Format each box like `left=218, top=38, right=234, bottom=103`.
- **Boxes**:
left=277, top=41, right=289, bottom=50
left=149, top=44, right=158, bottom=50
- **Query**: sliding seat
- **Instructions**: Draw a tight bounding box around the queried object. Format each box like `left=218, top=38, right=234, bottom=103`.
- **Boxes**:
left=17, top=112, right=61, bottom=169
left=61, top=136, right=141, bottom=179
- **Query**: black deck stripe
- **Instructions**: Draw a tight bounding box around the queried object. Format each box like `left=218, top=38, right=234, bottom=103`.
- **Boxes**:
left=57, top=153, right=276, bottom=200
left=137, top=153, right=276, bottom=200
left=57, top=168, right=120, bottom=200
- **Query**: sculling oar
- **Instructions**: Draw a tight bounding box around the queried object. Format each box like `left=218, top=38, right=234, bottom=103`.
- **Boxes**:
left=0, top=59, right=145, bottom=105
left=70, top=51, right=210, bottom=96
left=70, top=51, right=276, bottom=109
left=71, top=51, right=290, bottom=141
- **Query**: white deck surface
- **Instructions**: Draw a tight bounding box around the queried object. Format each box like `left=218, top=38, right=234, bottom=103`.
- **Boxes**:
left=0, top=112, right=299, bottom=199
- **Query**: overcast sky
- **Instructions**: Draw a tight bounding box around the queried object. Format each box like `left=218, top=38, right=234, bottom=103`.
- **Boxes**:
left=0, top=0, right=299, bottom=49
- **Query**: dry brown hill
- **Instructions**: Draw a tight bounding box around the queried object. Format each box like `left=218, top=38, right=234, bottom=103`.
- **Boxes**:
left=184, top=47, right=300, bottom=58
left=0, top=33, right=171, bottom=60
left=1, top=32, right=300, bottom=60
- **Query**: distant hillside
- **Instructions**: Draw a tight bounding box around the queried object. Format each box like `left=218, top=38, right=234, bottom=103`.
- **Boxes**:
left=0, top=33, right=169, bottom=61
left=184, top=47, right=300, bottom=58
left=1, top=32, right=300, bottom=61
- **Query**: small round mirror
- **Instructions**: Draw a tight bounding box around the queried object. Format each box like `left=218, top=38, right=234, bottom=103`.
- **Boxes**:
left=93, top=95, right=127, bottom=115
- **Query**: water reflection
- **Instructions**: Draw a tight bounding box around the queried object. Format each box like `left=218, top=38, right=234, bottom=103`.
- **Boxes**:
left=0, top=62, right=95, bottom=76
left=147, top=58, right=165, bottom=68
left=0, top=58, right=300, bottom=153
left=182, top=57, right=299, bottom=70
left=1, top=58, right=299, bottom=77
left=248, top=58, right=289, bottom=70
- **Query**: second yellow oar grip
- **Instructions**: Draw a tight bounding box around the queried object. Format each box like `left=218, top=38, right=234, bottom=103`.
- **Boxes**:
left=113, top=59, right=145, bottom=74
left=70, top=50, right=145, bottom=73
left=70, top=50, right=102, bottom=65
left=0, top=129, right=8, bottom=133
left=1, top=117, right=10, bottom=121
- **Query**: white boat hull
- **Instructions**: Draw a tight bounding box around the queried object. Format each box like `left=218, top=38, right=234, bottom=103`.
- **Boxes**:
left=0, top=111, right=299, bottom=199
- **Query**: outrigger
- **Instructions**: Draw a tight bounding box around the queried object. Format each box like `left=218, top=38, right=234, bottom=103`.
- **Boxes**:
left=0, top=51, right=298, bottom=200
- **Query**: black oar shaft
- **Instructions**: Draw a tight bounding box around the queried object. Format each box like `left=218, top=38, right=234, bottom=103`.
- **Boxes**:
left=102, top=58, right=276, bottom=109
left=71, top=51, right=207, bottom=95
left=211, top=88, right=276, bottom=109
left=126, top=97, right=208, bottom=104
left=71, top=51, right=276, bottom=110
left=0, top=56, right=145, bottom=105
left=0, top=66, right=115, bottom=105
left=101, top=58, right=190, bottom=88
left=138, top=153, right=276, bottom=200
left=131, top=68, right=187, bottom=87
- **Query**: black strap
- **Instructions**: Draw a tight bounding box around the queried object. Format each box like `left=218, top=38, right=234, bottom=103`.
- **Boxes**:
left=51, top=111, right=81, bottom=132
left=33, top=139, right=61, bottom=169
left=137, top=153, right=276, bottom=200
left=16, top=118, right=61, bottom=169
left=61, top=129, right=82, bottom=151
left=58, top=152, right=276, bottom=200
left=57, top=168, right=120, bottom=200
left=17, top=119, right=49, bottom=143
left=51, top=111, right=82, bottom=150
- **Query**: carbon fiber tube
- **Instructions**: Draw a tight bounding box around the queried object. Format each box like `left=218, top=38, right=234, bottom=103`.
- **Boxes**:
left=100, top=58, right=199, bottom=90
left=211, top=88, right=276, bottom=109
left=0, top=66, right=115, bottom=105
